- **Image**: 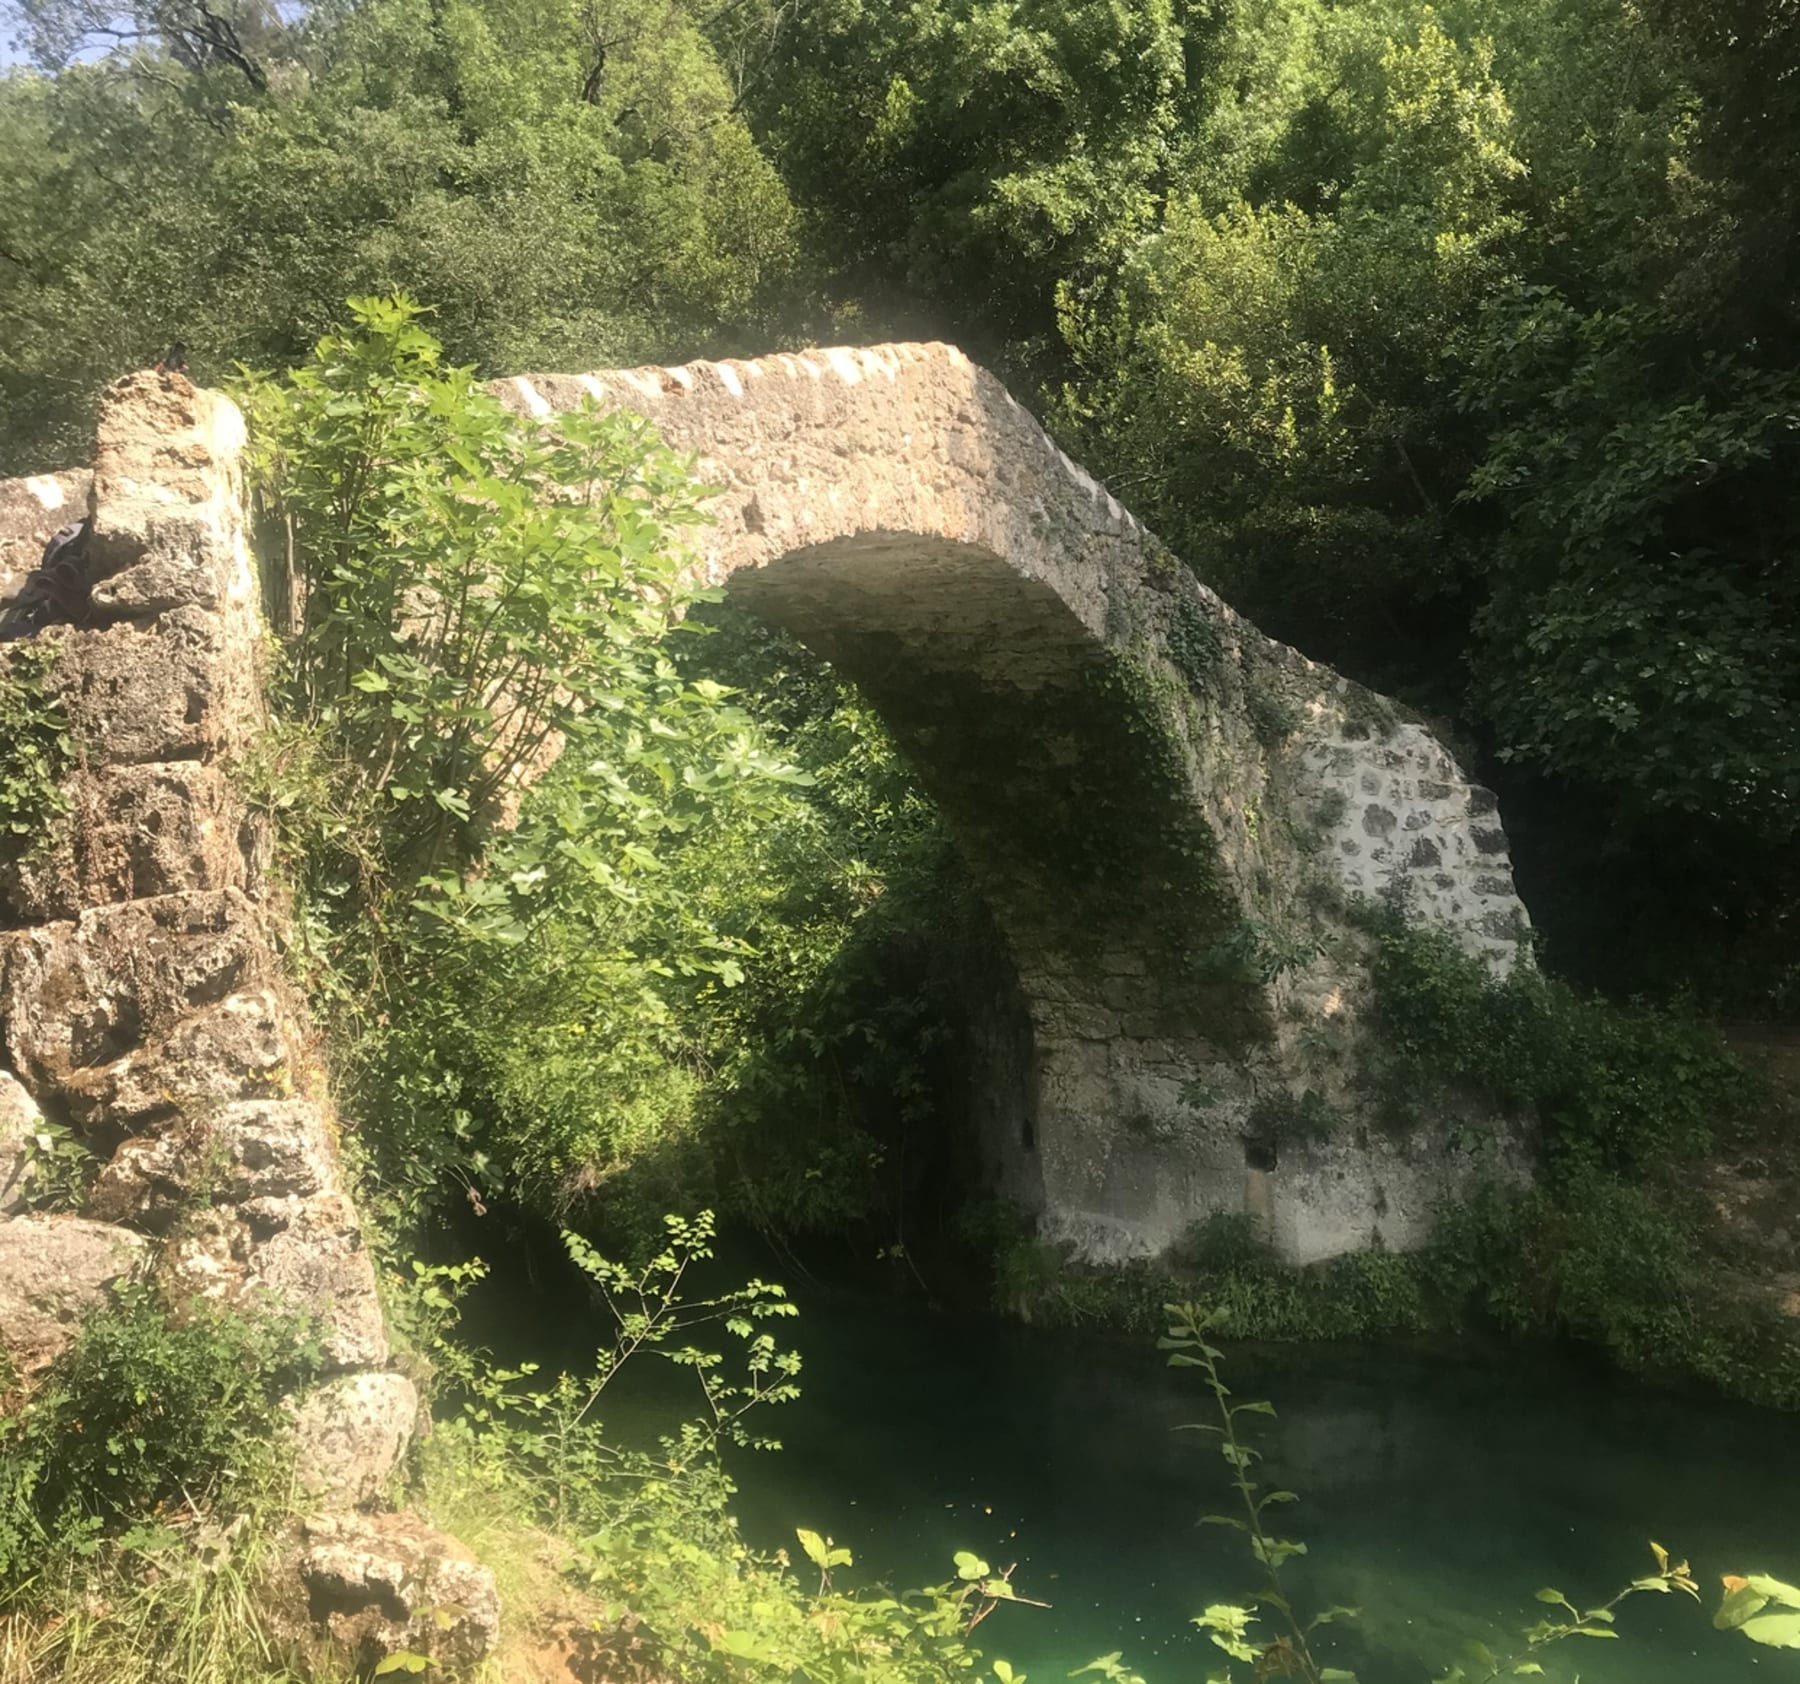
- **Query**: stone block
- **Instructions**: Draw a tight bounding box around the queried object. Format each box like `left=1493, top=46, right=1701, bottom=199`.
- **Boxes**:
left=90, top=511, right=242, bottom=618
left=0, top=898, right=270, bottom=1125
left=290, top=1372, right=419, bottom=1509
left=11, top=605, right=258, bottom=766
left=0, top=761, right=253, bottom=924
left=295, top=1511, right=500, bottom=1669
left=88, top=1096, right=338, bottom=1225
left=244, top=1192, right=388, bottom=1371
left=91, top=371, right=244, bottom=542
left=167, top=1188, right=386, bottom=1373
left=0, top=1214, right=147, bottom=1373
left=71, top=987, right=297, bottom=1137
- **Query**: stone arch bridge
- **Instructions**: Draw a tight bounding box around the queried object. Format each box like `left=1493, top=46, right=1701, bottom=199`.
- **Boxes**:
left=500, top=343, right=1530, bottom=1264
left=0, top=351, right=1532, bottom=1642
left=0, top=350, right=1531, bottom=1465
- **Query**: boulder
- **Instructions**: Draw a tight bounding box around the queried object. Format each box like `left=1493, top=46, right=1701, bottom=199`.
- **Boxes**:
left=296, top=1510, right=500, bottom=1670
left=289, top=1371, right=419, bottom=1508
left=0, top=1214, right=146, bottom=1373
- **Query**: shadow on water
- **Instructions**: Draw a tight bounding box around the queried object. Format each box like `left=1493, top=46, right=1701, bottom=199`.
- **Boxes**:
left=464, top=1238, right=1800, bottom=1684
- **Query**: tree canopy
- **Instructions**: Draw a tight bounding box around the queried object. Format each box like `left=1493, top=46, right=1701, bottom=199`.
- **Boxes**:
left=4, top=0, right=1799, bottom=1003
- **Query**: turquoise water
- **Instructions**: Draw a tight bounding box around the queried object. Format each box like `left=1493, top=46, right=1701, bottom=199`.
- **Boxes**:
left=718, top=1291, right=1800, bottom=1684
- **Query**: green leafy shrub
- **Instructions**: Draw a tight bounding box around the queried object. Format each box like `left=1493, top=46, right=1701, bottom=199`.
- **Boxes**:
left=0, top=1287, right=322, bottom=1582
left=1431, top=1178, right=1800, bottom=1409
left=0, top=644, right=72, bottom=864
left=241, top=298, right=811, bottom=1229
left=1364, top=915, right=1749, bottom=1177
left=416, top=1213, right=1042, bottom=1684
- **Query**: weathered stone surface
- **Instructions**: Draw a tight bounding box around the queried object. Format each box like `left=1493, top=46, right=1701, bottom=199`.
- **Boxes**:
left=296, top=1511, right=500, bottom=1669
left=0, top=470, right=90, bottom=592
left=0, top=892, right=266, bottom=1126
left=66, top=987, right=297, bottom=1138
left=0, top=1214, right=147, bottom=1373
left=87, top=1097, right=337, bottom=1226
left=0, top=761, right=255, bottom=924
left=289, top=1372, right=419, bottom=1508
left=90, top=510, right=243, bottom=618
left=0, top=381, right=420, bottom=1638
left=90, top=372, right=248, bottom=551
left=244, top=1192, right=387, bottom=1370
left=0, top=1071, right=39, bottom=1215
left=7, top=606, right=259, bottom=766
left=164, top=1178, right=384, bottom=1373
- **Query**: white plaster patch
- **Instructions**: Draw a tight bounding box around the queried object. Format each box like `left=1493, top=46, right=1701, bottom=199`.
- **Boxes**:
left=796, top=356, right=824, bottom=379
left=23, top=476, right=66, bottom=510
left=713, top=363, right=744, bottom=397
left=825, top=348, right=863, bottom=385
left=618, top=370, right=660, bottom=399
left=578, top=375, right=608, bottom=402
left=944, top=345, right=970, bottom=367
left=664, top=365, right=695, bottom=390
left=510, top=377, right=551, bottom=418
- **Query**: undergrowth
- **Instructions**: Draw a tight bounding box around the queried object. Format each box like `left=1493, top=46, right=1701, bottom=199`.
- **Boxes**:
left=0, top=1283, right=329, bottom=1684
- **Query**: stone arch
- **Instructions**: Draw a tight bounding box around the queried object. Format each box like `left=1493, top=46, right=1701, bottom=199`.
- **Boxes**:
left=501, top=345, right=1534, bottom=1264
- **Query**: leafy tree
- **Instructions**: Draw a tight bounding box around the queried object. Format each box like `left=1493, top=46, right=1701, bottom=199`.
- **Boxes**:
left=1053, top=4, right=1524, bottom=701
left=738, top=0, right=1192, bottom=371
left=0, top=0, right=801, bottom=473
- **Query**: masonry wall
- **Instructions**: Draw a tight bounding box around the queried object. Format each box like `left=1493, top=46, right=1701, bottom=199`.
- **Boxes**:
left=0, top=373, right=498, bottom=1669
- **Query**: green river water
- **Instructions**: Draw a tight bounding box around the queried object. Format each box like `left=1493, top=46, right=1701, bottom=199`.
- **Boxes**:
left=713, top=1290, right=1800, bottom=1684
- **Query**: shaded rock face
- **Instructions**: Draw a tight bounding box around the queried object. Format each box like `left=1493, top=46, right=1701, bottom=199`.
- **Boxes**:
left=501, top=346, right=1535, bottom=1264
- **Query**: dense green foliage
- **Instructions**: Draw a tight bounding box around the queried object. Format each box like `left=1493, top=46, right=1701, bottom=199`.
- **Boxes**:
left=1362, top=917, right=1749, bottom=1180
left=242, top=299, right=971, bottom=1258
left=0, top=0, right=801, bottom=471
